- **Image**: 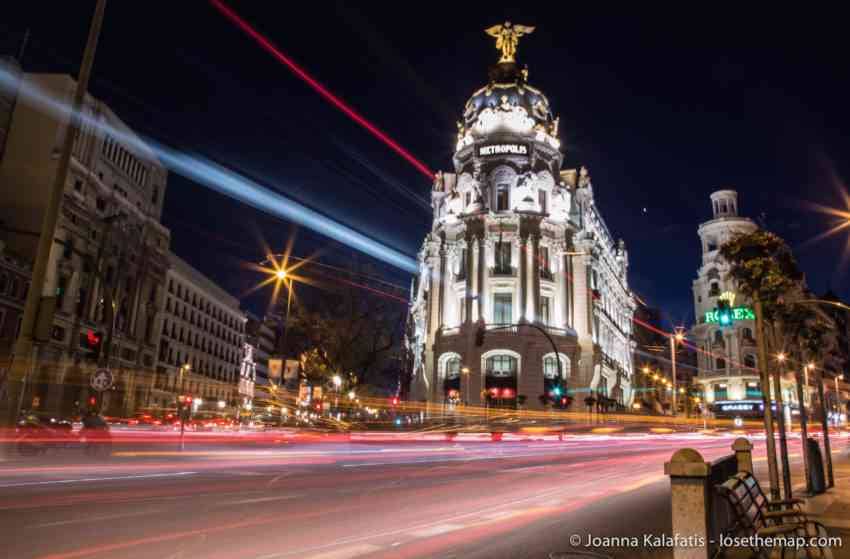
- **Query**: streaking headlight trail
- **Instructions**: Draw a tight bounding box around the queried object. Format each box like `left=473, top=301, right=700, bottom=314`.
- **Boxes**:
left=0, top=68, right=418, bottom=273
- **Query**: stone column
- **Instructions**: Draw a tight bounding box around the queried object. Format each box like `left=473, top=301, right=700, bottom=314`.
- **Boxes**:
left=732, top=437, right=753, bottom=474
left=562, top=250, right=572, bottom=329
left=664, top=448, right=712, bottom=559
left=470, top=237, right=479, bottom=322
left=518, top=237, right=527, bottom=322
left=531, top=235, right=541, bottom=323
left=477, top=237, right=487, bottom=322
left=438, top=249, right=447, bottom=329
left=464, top=239, right=474, bottom=325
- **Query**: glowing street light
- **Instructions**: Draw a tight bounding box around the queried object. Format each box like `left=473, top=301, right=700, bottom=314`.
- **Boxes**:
left=670, top=326, right=686, bottom=416
left=275, top=269, right=288, bottom=281
left=777, top=352, right=786, bottom=363
left=332, top=375, right=342, bottom=388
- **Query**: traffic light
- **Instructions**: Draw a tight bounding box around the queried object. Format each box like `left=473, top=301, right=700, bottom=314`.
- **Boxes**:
left=82, top=329, right=103, bottom=359
left=88, top=395, right=97, bottom=407
left=475, top=322, right=486, bottom=347
left=717, top=301, right=732, bottom=327
left=390, top=397, right=399, bottom=406
left=552, top=386, right=562, bottom=397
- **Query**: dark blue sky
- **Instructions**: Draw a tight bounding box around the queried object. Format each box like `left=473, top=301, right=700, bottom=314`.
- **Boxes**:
left=5, top=2, right=850, bottom=326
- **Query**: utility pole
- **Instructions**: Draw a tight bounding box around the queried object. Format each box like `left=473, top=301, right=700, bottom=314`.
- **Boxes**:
left=2, top=0, right=107, bottom=427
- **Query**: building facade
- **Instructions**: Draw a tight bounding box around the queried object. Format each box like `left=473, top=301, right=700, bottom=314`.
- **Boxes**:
left=407, top=29, right=635, bottom=411
left=689, top=190, right=797, bottom=416
left=0, top=71, right=171, bottom=417
left=151, top=254, right=247, bottom=413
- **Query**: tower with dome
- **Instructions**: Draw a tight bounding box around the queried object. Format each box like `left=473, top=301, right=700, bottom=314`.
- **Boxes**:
left=406, top=24, right=636, bottom=411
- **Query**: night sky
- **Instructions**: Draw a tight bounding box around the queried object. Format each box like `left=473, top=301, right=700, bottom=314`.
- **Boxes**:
left=4, top=2, right=850, bottom=327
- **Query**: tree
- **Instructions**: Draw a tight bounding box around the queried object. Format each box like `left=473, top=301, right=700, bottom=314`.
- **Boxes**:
left=282, top=262, right=406, bottom=395
left=720, top=230, right=802, bottom=499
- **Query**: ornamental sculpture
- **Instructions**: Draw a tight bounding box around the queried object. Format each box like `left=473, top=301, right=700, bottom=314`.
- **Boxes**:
left=485, top=22, right=535, bottom=63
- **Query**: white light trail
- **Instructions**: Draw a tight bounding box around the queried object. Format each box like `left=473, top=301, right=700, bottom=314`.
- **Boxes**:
left=0, top=68, right=419, bottom=273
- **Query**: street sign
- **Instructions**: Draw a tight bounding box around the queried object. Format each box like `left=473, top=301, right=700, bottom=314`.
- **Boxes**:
left=90, top=368, right=114, bottom=392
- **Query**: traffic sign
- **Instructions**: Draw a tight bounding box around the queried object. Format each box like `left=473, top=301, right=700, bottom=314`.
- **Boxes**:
left=90, top=368, right=114, bottom=392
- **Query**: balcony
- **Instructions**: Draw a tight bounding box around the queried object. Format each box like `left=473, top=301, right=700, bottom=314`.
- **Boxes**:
left=490, top=266, right=516, bottom=277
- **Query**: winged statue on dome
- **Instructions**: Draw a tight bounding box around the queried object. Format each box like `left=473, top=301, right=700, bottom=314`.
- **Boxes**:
left=485, top=22, right=535, bottom=63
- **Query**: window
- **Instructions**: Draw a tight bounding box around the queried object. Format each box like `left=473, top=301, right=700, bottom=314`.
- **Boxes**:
left=445, top=357, right=460, bottom=379
left=743, top=354, right=756, bottom=368
left=709, top=282, right=720, bottom=297
left=539, top=246, right=552, bottom=279
left=713, top=330, right=724, bottom=345
left=598, top=376, right=608, bottom=397
left=706, top=237, right=718, bottom=252
left=716, top=358, right=726, bottom=370
left=746, top=381, right=761, bottom=398
left=494, top=241, right=511, bottom=273
left=486, top=355, right=516, bottom=376
left=543, top=356, right=560, bottom=379
left=73, top=179, right=83, bottom=192
left=714, top=383, right=728, bottom=400
left=741, top=327, right=754, bottom=341
left=96, top=197, right=105, bottom=212
left=539, top=297, right=551, bottom=325
left=458, top=297, right=466, bottom=324
left=538, top=189, right=547, bottom=213
left=496, top=185, right=509, bottom=211
left=493, top=293, right=512, bottom=325
left=56, top=276, right=68, bottom=311
left=51, top=325, right=65, bottom=341
left=456, top=249, right=467, bottom=280
left=464, top=192, right=471, bottom=208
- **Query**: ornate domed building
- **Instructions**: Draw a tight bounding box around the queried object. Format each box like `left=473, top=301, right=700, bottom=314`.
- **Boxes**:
left=407, top=24, right=636, bottom=411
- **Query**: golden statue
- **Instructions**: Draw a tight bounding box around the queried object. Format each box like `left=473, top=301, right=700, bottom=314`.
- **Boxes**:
left=485, top=21, right=535, bottom=63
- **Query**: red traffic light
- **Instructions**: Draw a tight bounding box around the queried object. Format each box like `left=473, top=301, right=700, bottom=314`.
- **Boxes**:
left=88, top=396, right=97, bottom=406
left=390, top=397, right=399, bottom=406
left=314, top=403, right=321, bottom=411
left=560, top=397, right=567, bottom=405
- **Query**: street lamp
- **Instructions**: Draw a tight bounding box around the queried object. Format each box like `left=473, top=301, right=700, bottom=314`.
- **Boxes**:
left=461, top=367, right=471, bottom=405
left=836, top=374, right=844, bottom=423
left=670, top=327, right=686, bottom=417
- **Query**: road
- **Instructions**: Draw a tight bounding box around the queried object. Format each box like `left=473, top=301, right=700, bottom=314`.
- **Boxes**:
left=0, top=432, right=827, bottom=559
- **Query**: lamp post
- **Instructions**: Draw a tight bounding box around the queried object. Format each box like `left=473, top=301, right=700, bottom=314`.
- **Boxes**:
left=461, top=367, right=470, bottom=406
left=773, top=352, right=792, bottom=499
left=835, top=374, right=844, bottom=430
left=178, top=363, right=190, bottom=451
left=670, top=328, right=685, bottom=417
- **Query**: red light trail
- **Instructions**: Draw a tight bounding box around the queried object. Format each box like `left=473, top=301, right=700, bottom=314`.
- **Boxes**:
left=209, top=0, right=435, bottom=180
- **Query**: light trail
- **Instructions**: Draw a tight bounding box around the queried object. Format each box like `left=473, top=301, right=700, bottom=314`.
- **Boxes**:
left=0, top=68, right=419, bottom=274
left=209, top=0, right=436, bottom=180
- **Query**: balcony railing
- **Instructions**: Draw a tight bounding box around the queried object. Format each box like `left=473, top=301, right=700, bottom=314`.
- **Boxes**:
left=490, top=266, right=516, bottom=277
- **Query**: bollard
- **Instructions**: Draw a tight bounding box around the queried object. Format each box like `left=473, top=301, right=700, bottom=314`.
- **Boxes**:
left=664, top=448, right=711, bottom=559
left=731, top=438, right=753, bottom=474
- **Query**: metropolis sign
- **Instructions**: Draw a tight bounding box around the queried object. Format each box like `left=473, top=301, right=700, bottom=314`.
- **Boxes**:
left=478, top=143, right=528, bottom=157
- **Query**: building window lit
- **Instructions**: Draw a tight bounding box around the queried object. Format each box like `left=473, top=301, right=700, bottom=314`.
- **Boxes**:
left=539, top=297, right=551, bottom=326
left=486, top=355, right=516, bottom=377
left=496, top=185, right=509, bottom=211
left=714, top=383, right=728, bottom=400
left=716, top=357, right=726, bottom=370
left=446, top=357, right=460, bottom=379
left=746, top=381, right=761, bottom=398
left=494, top=241, right=511, bottom=274
left=493, top=293, right=512, bottom=325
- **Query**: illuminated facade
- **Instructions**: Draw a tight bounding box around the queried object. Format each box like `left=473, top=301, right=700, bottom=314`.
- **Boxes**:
left=407, top=29, right=635, bottom=410
left=689, top=190, right=797, bottom=415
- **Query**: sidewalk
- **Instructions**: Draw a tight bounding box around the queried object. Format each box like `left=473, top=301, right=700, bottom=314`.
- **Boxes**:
left=803, top=450, right=850, bottom=536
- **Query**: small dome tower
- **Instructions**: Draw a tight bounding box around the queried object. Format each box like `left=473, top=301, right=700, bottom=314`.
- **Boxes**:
left=710, top=190, right=739, bottom=219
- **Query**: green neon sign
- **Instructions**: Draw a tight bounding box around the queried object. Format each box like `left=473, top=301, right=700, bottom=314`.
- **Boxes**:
left=705, top=306, right=755, bottom=324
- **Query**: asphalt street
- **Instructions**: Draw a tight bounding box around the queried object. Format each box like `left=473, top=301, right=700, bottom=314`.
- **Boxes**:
left=0, top=433, right=825, bottom=559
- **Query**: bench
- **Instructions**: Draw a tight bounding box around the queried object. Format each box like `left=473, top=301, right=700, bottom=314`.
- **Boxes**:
left=716, top=472, right=832, bottom=558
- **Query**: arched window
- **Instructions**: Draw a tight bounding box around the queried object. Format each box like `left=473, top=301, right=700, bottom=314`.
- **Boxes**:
left=543, top=353, right=570, bottom=379
left=716, top=358, right=726, bottom=370
left=486, top=355, right=517, bottom=376
left=446, top=357, right=460, bottom=379
left=741, top=327, right=754, bottom=341
left=743, top=354, right=756, bottom=368
left=706, top=268, right=720, bottom=280
left=714, top=330, right=725, bottom=346
left=709, top=282, right=720, bottom=297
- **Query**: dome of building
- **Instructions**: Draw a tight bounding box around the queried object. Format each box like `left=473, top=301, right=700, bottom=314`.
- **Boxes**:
left=456, top=63, right=559, bottom=152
